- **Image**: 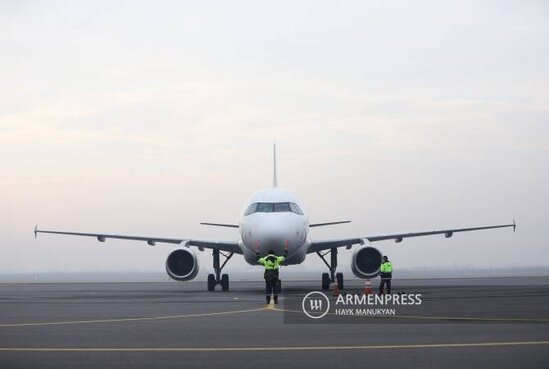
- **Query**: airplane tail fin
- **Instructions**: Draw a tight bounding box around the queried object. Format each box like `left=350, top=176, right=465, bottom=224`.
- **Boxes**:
left=273, top=143, right=278, bottom=188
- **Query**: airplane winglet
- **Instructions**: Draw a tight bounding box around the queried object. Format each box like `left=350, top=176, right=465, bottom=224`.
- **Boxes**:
left=513, top=219, right=517, bottom=233
left=34, top=225, right=38, bottom=239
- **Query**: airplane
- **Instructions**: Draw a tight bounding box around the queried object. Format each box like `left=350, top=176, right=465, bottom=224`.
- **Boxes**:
left=34, top=144, right=516, bottom=291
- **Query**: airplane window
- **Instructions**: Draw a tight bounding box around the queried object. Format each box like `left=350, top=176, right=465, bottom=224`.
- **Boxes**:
left=274, top=203, right=291, bottom=212
left=244, top=203, right=257, bottom=216
left=290, top=203, right=304, bottom=215
left=256, top=203, right=274, bottom=213
left=245, top=202, right=303, bottom=215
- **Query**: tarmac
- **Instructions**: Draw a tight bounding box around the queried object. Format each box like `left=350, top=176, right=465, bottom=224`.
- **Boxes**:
left=0, top=277, right=548, bottom=369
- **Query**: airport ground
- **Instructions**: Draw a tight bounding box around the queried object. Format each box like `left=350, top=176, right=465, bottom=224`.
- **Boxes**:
left=0, top=277, right=548, bottom=369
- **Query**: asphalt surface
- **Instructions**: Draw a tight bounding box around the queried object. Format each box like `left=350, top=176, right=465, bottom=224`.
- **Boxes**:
left=0, top=277, right=548, bottom=369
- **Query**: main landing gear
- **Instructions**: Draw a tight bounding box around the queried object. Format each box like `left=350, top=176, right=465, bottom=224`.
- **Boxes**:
left=207, top=249, right=234, bottom=291
left=317, top=247, right=343, bottom=291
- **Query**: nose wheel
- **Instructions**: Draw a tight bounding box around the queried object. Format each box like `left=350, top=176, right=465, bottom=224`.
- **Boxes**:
left=207, top=249, right=234, bottom=291
left=317, top=248, right=344, bottom=290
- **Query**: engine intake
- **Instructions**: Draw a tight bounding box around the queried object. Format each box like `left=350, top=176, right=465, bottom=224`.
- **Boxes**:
left=166, top=248, right=199, bottom=281
left=351, top=246, right=382, bottom=279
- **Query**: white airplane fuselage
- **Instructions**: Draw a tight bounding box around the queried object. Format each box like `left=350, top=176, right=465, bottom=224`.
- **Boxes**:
left=239, top=187, right=309, bottom=265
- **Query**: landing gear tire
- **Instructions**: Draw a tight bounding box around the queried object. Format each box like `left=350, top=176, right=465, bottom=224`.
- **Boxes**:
left=210, top=249, right=234, bottom=292
left=336, top=272, right=344, bottom=290
left=221, top=274, right=229, bottom=291
left=317, top=248, right=340, bottom=291
left=322, top=273, right=330, bottom=290
left=207, top=274, right=215, bottom=291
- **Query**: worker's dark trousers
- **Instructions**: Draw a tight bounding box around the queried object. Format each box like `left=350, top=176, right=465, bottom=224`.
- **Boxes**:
left=379, top=278, right=391, bottom=294
left=265, top=278, right=279, bottom=303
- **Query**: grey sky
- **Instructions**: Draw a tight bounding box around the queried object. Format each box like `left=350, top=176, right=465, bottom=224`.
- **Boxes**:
left=1, top=1, right=548, bottom=275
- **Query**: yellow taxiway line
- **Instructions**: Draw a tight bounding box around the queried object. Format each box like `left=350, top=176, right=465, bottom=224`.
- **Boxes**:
left=0, top=306, right=269, bottom=328
left=1, top=302, right=547, bottom=328
left=0, top=341, right=548, bottom=352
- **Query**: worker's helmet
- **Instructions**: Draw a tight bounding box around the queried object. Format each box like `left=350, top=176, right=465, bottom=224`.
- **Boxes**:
left=268, top=249, right=275, bottom=255
left=383, top=256, right=389, bottom=261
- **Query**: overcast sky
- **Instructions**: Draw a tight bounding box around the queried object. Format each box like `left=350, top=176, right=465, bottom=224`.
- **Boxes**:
left=1, top=0, right=548, bottom=276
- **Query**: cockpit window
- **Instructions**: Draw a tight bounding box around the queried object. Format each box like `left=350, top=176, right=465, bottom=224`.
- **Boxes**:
left=244, top=203, right=257, bottom=215
left=244, top=202, right=303, bottom=215
left=273, top=202, right=291, bottom=212
left=289, top=202, right=304, bottom=215
left=256, top=203, right=274, bottom=213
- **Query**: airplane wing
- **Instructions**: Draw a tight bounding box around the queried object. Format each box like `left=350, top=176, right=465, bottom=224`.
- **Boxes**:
left=34, top=226, right=242, bottom=254
left=307, top=221, right=516, bottom=254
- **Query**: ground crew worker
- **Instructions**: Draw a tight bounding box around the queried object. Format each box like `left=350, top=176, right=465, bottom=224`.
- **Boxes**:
left=379, top=256, right=393, bottom=295
left=257, top=247, right=288, bottom=304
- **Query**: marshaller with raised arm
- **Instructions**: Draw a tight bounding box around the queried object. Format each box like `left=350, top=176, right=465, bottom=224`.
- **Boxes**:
left=257, top=243, right=288, bottom=304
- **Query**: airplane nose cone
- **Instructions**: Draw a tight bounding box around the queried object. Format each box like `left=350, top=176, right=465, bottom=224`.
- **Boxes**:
left=253, top=217, right=297, bottom=255
left=256, top=224, right=295, bottom=253
left=262, top=237, right=286, bottom=249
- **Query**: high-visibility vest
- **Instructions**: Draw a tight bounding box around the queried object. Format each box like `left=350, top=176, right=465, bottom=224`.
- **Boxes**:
left=258, top=255, right=285, bottom=270
left=380, top=261, right=393, bottom=273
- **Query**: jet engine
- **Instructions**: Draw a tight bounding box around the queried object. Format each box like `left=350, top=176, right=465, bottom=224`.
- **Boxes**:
left=351, top=245, right=382, bottom=279
left=165, top=248, right=199, bottom=281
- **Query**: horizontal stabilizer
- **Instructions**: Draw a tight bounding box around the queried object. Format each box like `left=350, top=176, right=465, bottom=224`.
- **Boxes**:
left=310, top=220, right=351, bottom=228
left=200, top=222, right=239, bottom=228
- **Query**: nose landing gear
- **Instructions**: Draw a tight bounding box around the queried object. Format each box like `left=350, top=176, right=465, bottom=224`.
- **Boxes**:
left=207, top=249, right=234, bottom=291
left=317, top=247, right=344, bottom=290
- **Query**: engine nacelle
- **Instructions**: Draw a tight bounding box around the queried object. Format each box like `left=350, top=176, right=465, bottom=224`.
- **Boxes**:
left=351, top=245, right=382, bottom=279
left=165, top=248, right=199, bottom=281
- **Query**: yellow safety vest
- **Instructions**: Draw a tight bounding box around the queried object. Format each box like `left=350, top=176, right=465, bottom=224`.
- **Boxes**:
left=258, top=255, right=285, bottom=270
left=380, top=261, right=393, bottom=273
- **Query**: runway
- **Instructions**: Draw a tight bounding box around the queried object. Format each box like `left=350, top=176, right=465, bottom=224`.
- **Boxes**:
left=0, top=277, right=548, bottom=369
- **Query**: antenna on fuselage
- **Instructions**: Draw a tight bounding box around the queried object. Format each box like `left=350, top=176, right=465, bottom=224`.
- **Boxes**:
left=273, top=143, right=278, bottom=188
